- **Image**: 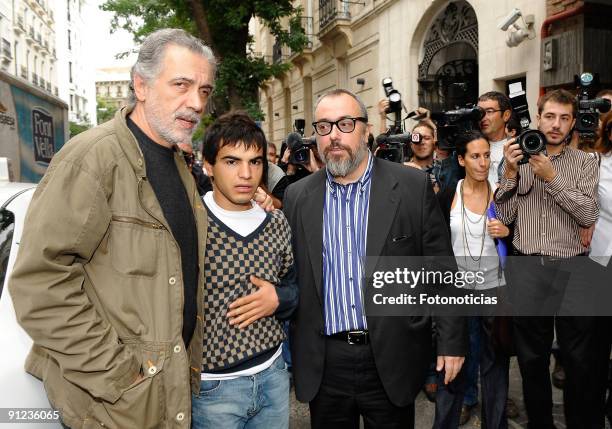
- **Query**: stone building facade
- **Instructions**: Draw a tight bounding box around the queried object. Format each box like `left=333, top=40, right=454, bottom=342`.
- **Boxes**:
left=254, top=0, right=611, bottom=148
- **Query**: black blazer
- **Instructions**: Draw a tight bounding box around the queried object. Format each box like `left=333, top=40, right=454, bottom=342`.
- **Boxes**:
left=283, top=157, right=468, bottom=407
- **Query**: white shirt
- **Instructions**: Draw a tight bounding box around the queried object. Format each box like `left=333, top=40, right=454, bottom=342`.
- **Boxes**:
left=201, top=191, right=280, bottom=381
left=590, top=153, right=612, bottom=266
left=203, top=191, right=266, bottom=236
left=488, top=138, right=507, bottom=187
left=450, top=180, right=505, bottom=289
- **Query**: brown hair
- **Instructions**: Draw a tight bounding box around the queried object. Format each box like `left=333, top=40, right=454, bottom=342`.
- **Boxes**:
left=538, top=89, right=576, bottom=117
left=596, top=111, right=612, bottom=155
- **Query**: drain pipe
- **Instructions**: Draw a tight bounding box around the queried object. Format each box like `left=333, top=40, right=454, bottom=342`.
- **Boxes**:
left=539, top=4, right=585, bottom=96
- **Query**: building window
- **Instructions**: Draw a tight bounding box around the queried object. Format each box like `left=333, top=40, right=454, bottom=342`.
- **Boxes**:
left=14, top=42, right=19, bottom=75
left=68, top=30, right=71, bottom=50
left=69, top=61, right=73, bottom=83
left=70, top=95, right=74, bottom=111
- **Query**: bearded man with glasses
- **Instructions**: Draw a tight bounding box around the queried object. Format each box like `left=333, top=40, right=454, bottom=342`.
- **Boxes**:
left=283, top=89, right=467, bottom=428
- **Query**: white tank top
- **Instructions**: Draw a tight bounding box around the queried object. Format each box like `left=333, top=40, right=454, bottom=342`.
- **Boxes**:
left=450, top=180, right=505, bottom=289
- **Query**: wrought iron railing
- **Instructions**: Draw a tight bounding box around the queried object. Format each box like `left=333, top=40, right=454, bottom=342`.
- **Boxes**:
left=319, top=0, right=350, bottom=30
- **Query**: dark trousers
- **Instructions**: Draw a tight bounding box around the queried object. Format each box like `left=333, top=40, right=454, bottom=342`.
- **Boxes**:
left=480, top=317, right=510, bottom=429
left=513, top=316, right=598, bottom=429
left=309, top=338, right=415, bottom=429
left=435, top=316, right=509, bottom=429
left=507, top=255, right=603, bottom=429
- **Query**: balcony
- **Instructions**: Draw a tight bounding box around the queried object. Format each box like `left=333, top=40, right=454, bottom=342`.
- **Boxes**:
left=20, top=65, right=28, bottom=79
left=288, top=16, right=315, bottom=62
left=14, top=15, right=26, bottom=34
left=1, top=39, right=12, bottom=64
left=26, top=27, right=35, bottom=44
left=272, top=39, right=290, bottom=64
left=319, top=0, right=350, bottom=30
left=32, top=73, right=38, bottom=86
left=33, top=33, right=42, bottom=51
left=317, top=0, right=352, bottom=53
left=39, top=78, right=46, bottom=89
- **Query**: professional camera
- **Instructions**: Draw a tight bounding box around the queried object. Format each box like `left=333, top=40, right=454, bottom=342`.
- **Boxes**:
left=374, top=132, right=420, bottom=163
left=574, top=73, right=611, bottom=137
left=430, top=107, right=485, bottom=150
left=507, top=80, right=547, bottom=164
left=286, top=119, right=315, bottom=165
left=382, top=77, right=402, bottom=114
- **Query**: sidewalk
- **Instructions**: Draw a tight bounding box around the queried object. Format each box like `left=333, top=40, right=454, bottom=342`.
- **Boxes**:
left=288, top=357, right=603, bottom=429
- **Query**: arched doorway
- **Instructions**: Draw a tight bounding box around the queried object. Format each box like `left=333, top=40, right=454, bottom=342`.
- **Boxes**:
left=418, top=1, right=478, bottom=112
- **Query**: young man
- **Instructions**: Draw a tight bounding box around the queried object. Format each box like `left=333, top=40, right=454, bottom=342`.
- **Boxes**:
left=194, top=111, right=298, bottom=429
left=9, top=29, right=215, bottom=428
left=495, top=89, right=600, bottom=428
left=478, top=91, right=513, bottom=185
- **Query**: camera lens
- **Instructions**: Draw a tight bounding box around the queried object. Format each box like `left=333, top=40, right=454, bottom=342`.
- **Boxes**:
left=520, top=130, right=545, bottom=154
left=580, top=113, right=597, bottom=130
left=293, top=147, right=309, bottom=164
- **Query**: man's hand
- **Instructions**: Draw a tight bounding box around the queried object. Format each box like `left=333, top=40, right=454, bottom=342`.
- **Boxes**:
left=227, top=275, right=279, bottom=329
left=436, top=355, right=465, bottom=385
left=304, top=149, right=321, bottom=173
left=281, top=147, right=291, bottom=164
left=502, top=138, right=522, bottom=178
left=529, top=153, right=557, bottom=182
left=378, top=99, right=389, bottom=118
left=580, top=225, right=595, bottom=247
left=253, top=187, right=274, bottom=212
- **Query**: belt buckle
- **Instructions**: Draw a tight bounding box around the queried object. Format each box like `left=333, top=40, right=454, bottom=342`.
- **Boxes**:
left=347, top=330, right=365, bottom=345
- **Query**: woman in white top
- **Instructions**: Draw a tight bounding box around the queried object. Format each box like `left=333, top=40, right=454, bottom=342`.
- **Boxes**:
left=436, top=130, right=511, bottom=428
left=437, top=131, right=510, bottom=288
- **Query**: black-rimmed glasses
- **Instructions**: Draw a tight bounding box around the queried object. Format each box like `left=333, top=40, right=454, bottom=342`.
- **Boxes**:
left=312, top=117, right=368, bottom=136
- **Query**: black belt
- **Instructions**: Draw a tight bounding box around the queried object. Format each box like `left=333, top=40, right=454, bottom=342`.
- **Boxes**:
left=327, top=330, right=369, bottom=345
left=513, top=249, right=587, bottom=267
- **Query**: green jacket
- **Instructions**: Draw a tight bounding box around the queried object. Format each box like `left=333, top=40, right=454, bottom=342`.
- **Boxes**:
left=9, top=107, right=207, bottom=429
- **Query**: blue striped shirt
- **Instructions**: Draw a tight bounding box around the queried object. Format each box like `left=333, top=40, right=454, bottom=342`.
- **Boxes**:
left=322, top=154, right=373, bottom=335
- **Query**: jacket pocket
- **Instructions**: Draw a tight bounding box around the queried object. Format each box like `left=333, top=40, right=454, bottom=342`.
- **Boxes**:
left=87, top=345, right=167, bottom=429
left=109, top=216, right=163, bottom=277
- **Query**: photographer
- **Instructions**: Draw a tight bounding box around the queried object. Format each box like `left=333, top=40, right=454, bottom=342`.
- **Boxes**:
left=494, top=89, right=600, bottom=428
left=478, top=91, right=513, bottom=185
left=278, top=142, right=323, bottom=184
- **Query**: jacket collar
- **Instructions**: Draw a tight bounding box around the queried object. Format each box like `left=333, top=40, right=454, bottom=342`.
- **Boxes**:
left=114, top=106, right=147, bottom=178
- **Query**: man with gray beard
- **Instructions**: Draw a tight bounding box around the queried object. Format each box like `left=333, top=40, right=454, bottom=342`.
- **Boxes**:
left=283, top=89, right=467, bottom=428
left=9, top=29, right=214, bottom=428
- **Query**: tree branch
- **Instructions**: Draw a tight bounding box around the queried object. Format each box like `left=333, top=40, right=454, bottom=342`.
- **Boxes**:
left=187, top=0, right=216, bottom=54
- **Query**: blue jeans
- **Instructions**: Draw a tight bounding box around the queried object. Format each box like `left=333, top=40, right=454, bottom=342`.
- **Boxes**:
left=192, top=355, right=290, bottom=429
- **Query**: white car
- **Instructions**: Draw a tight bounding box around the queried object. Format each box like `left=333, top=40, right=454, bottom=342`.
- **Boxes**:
left=0, top=180, right=62, bottom=428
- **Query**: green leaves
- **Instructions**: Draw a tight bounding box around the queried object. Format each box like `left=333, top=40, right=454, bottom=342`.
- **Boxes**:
left=101, top=0, right=308, bottom=120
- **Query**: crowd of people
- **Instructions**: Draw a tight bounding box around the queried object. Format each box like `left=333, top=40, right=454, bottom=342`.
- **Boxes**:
left=7, top=28, right=612, bottom=429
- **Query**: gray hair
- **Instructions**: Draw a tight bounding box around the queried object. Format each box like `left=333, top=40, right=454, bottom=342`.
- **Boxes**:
left=314, top=89, right=368, bottom=120
left=127, top=28, right=216, bottom=107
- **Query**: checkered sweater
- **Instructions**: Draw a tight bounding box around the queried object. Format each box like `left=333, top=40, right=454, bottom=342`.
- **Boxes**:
left=202, top=209, right=293, bottom=372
